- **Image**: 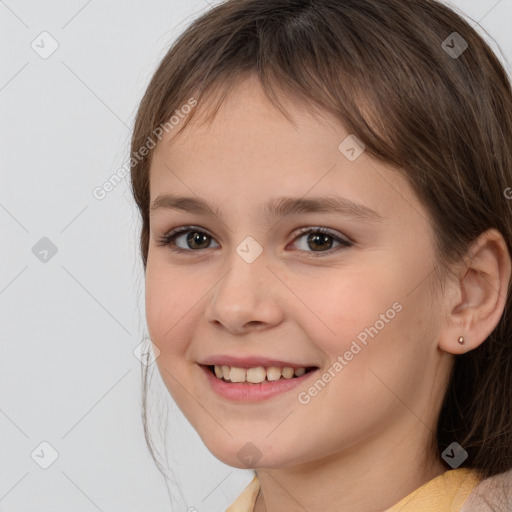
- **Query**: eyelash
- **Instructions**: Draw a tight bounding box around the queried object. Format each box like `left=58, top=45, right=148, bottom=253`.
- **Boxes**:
left=156, top=225, right=353, bottom=257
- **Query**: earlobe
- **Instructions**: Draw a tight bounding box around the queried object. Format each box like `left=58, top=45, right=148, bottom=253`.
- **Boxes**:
left=437, top=229, right=511, bottom=355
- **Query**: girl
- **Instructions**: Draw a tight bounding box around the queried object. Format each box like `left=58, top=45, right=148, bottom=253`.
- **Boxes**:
left=130, top=0, right=512, bottom=510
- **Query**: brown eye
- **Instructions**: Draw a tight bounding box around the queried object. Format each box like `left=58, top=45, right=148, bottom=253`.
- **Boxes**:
left=305, top=232, right=335, bottom=251
left=290, top=227, right=352, bottom=256
left=157, top=226, right=352, bottom=256
left=157, top=227, right=219, bottom=252
left=185, top=231, right=212, bottom=250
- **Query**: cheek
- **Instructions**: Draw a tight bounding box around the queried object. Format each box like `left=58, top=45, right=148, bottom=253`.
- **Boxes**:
left=297, top=267, right=402, bottom=349
left=302, top=265, right=430, bottom=393
left=144, top=261, right=192, bottom=352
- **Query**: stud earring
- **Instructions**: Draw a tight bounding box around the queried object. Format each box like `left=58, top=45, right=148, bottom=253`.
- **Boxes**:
left=458, top=335, right=465, bottom=345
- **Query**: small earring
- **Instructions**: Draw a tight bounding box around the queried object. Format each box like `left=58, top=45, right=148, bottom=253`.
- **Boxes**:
left=458, top=335, right=465, bottom=345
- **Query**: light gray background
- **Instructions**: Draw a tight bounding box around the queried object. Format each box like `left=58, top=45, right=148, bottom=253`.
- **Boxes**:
left=1, top=1, right=511, bottom=511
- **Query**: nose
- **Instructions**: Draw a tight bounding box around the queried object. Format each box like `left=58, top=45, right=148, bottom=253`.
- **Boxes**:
left=204, top=251, right=285, bottom=334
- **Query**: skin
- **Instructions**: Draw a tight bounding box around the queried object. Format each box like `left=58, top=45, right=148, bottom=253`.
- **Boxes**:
left=145, top=74, right=511, bottom=512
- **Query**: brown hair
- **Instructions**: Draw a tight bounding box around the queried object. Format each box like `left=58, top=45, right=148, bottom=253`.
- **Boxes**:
left=130, top=0, right=512, bottom=507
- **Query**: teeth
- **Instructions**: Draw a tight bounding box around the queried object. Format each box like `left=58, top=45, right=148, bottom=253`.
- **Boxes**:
left=247, top=367, right=266, bottom=383
left=266, top=366, right=283, bottom=381
left=294, top=367, right=306, bottom=377
left=282, top=367, right=294, bottom=379
left=230, top=367, right=246, bottom=382
left=212, top=364, right=309, bottom=383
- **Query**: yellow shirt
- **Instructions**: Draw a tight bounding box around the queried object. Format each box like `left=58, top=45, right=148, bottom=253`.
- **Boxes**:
left=225, top=468, right=482, bottom=512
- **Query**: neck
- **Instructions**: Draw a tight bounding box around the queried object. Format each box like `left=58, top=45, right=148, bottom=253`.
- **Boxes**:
left=253, top=428, right=446, bottom=512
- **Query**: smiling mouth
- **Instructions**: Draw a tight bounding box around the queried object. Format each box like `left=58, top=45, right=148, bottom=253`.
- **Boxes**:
left=206, top=364, right=318, bottom=384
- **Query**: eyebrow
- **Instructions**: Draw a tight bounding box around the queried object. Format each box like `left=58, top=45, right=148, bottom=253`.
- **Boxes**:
left=150, top=194, right=383, bottom=223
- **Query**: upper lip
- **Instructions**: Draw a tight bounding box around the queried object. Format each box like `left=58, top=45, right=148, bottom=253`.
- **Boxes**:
left=198, top=355, right=318, bottom=369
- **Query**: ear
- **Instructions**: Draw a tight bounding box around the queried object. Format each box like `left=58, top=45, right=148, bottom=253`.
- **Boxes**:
left=438, top=228, right=511, bottom=354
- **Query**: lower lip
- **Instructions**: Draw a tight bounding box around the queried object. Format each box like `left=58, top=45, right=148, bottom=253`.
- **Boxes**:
left=199, top=364, right=319, bottom=402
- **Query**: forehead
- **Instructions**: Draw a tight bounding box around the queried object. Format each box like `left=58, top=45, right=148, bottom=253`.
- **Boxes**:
left=148, top=77, right=426, bottom=230
left=156, top=75, right=344, bottom=153
left=151, top=79, right=353, bottom=185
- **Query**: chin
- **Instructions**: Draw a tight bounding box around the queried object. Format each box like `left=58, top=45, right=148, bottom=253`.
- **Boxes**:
left=202, top=436, right=296, bottom=470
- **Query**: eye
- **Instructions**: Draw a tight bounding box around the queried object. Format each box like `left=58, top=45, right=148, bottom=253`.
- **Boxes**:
left=156, top=226, right=219, bottom=253
left=290, top=227, right=353, bottom=255
left=156, top=226, right=352, bottom=256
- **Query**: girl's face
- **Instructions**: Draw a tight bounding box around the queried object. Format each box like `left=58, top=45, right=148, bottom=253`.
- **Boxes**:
left=145, top=76, right=452, bottom=471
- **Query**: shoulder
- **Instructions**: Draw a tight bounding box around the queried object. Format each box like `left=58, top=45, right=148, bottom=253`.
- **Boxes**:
left=460, top=469, right=512, bottom=512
